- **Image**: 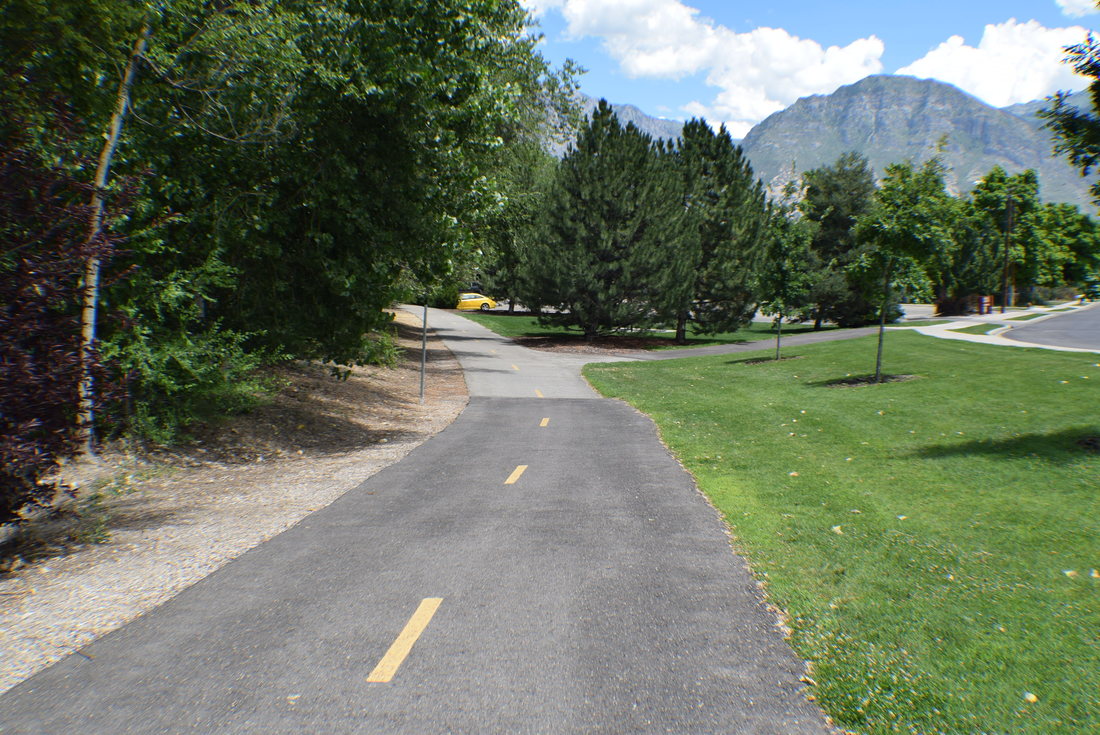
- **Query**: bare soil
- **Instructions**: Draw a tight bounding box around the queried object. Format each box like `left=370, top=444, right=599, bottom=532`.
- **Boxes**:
left=0, top=309, right=467, bottom=694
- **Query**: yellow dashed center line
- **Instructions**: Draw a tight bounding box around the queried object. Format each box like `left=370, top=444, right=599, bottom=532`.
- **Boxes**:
left=504, top=465, right=528, bottom=485
left=539, top=418, right=550, bottom=427
left=367, top=598, right=442, bottom=683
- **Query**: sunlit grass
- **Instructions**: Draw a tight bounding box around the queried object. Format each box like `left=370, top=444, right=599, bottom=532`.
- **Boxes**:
left=584, top=332, right=1099, bottom=734
left=949, top=324, right=1001, bottom=335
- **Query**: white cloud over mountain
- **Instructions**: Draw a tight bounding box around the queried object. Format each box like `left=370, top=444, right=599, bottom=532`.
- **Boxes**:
left=1056, top=0, right=1098, bottom=18
left=526, top=1, right=1090, bottom=135
left=897, top=19, right=1088, bottom=107
left=525, top=0, right=883, bottom=137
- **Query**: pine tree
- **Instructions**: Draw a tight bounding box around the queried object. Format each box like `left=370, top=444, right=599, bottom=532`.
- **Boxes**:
left=674, top=119, right=768, bottom=342
left=798, top=152, right=882, bottom=327
left=522, top=101, right=692, bottom=339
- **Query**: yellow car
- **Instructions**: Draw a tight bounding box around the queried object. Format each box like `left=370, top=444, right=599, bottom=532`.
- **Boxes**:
left=456, top=292, right=498, bottom=311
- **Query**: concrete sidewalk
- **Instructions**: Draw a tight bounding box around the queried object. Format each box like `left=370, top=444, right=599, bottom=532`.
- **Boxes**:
left=891, top=302, right=1100, bottom=354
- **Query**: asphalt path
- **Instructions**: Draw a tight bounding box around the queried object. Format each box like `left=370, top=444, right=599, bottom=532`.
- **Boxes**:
left=1003, top=302, right=1100, bottom=350
left=0, top=309, right=835, bottom=734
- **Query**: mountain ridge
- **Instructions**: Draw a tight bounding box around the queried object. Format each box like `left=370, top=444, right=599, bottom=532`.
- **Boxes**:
left=572, top=76, right=1093, bottom=208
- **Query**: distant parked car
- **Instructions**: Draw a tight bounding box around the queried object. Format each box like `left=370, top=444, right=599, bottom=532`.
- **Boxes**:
left=457, top=292, right=497, bottom=311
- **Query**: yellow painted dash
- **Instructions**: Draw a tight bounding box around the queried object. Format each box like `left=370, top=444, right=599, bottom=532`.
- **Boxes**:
left=504, top=465, right=528, bottom=485
left=539, top=418, right=550, bottom=427
left=366, top=598, right=443, bottom=683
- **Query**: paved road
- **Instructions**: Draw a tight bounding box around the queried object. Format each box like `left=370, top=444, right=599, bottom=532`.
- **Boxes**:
left=0, top=309, right=833, bottom=734
left=1003, top=302, right=1100, bottom=350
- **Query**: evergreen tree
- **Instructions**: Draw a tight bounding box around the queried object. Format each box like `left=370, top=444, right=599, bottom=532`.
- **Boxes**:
left=798, top=152, right=882, bottom=327
left=673, top=119, right=768, bottom=342
left=521, top=101, right=693, bottom=339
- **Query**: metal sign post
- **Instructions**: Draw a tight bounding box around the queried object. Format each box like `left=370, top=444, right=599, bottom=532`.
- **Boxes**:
left=419, top=297, right=428, bottom=404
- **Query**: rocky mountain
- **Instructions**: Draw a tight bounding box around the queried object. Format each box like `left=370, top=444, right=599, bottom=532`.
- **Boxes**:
left=1001, top=89, right=1090, bottom=124
left=549, top=95, right=684, bottom=156
left=578, top=95, right=684, bottom=142
left=739, top=75, right=1093, bottom=208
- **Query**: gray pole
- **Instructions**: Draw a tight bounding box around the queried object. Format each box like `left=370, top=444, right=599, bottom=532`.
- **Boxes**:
left=420, top=298, right=428, bottom=404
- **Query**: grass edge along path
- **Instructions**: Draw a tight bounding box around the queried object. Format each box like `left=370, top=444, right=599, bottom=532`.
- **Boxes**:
left=584, top=332, right=1098, bottom=735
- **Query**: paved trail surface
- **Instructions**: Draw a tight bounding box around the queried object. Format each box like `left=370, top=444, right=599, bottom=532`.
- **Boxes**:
left=0, top=309, right=833, bottom=734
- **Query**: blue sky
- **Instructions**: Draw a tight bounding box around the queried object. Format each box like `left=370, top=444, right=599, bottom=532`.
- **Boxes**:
left=524, top=0, right=1099, bottom=136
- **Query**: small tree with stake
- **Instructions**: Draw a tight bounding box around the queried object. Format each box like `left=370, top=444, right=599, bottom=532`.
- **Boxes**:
left=854, top=159, right=951, bottom=382
left=756, top=207, right=815, bottom=360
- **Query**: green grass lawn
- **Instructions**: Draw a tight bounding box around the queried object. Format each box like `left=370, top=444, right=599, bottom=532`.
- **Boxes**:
left=1008, top=313, right=1047, bottom=321
left=458, top=311, right=835, bottom=347
left=584, top=332, right=1099, bottom=734
left=950, top=324, right=1001, bottom=335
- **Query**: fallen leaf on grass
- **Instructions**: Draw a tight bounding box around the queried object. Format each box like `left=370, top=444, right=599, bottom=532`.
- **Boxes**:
left=831, top=525, right=843, bottom=535
left=1023, top=692, right=1038, bottom=703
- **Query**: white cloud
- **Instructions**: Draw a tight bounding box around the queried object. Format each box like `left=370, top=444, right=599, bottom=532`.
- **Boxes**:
left=522, top=0, right=884, bottom=135
left=897, top=19, right=1090, bottom=107
left=1056, top=0, right=1098, bottom=18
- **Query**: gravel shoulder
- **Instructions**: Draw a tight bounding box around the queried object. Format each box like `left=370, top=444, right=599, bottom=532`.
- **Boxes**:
left=0, top=310, right=467, bottom=694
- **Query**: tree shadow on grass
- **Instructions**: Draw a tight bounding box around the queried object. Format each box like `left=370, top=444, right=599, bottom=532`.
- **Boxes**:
left=915, top=427, right=1100, bottom=464
left=725, top=355, right=805, bottom=366
left=807, top=374, right=920, bottom=388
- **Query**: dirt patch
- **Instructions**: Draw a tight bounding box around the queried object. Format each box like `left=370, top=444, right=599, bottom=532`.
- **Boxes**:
left=0, top=309, right=467, bottom=694
left=733, top=355, right=806, bottom=366
left=1077, top=436, right=1100, bottom=453
left=819, top=374, right=920, bottom=388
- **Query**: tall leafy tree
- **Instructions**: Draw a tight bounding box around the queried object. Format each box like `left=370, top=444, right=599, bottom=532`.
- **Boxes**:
left=521, top=101, right=693, bottom=339
left=1042, top=25, right=1100, bottom=206
left=3, top=0, right=570, bottom=442
left=922, top=196, right=999, bottom=315
left=0, top=115, right=127, bottom=523
left=970, top=167, right=1050, bottom=307
left=1039, top=202, right=1100, bottom=287
left=673, top=119, right=768, bottom=342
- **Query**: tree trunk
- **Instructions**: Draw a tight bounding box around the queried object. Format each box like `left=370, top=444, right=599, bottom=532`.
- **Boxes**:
left=78, top=18, right=152, bottom=455
left=675, top=312, right=687, bottom=344
left=874, top=259, right=893, bottom=383
left=774, top=314, right=783, bottom=360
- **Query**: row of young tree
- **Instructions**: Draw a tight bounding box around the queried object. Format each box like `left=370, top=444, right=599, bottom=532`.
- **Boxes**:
left=482, top=103, right=1100, bottom=354
left=1, top=1, right=576, bottom=523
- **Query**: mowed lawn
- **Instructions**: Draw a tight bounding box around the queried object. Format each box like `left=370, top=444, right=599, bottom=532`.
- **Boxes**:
left=458, top=311, right=834, bottom=346
left=584, top=332, right=1098, bottom=734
